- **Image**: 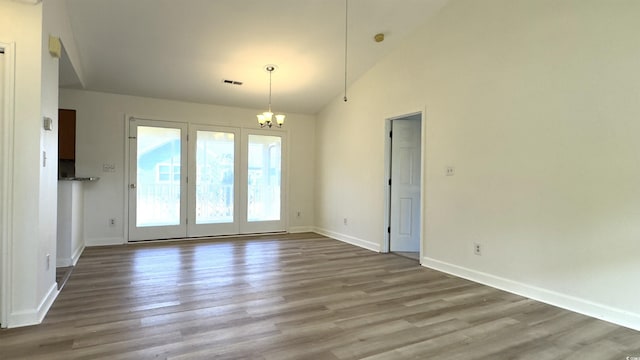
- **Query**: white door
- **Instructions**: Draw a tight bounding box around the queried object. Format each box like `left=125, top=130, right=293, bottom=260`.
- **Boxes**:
left=187, top=125, right=240, bottom=237
left=390, top=117, right=421, bottom=252
left=240, top=130, right=286, bottom=234
left=128, top=119, right=188, bottom=241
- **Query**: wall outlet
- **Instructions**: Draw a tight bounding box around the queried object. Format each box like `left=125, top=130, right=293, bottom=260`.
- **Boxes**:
left=296, top=211, right=301, bottom=218
left=474, top=243, right=482, bottom=256
left=109, top=218, right=116, bottom=227
left=446, top=166, right=455, bottom=176
left=343, top=218, right=348, bottom=225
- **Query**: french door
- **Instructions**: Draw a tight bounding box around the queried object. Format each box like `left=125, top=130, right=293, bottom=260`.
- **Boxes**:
left=128, top=119, right=285, bottom=241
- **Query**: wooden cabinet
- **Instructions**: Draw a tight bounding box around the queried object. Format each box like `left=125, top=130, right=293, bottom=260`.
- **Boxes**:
left=58, top=109, right=76, bottom=160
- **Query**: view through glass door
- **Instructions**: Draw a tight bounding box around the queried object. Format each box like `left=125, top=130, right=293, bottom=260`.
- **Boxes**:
left=128, top=119, right=285, bottom=241
left=187, top=125, right=239, bottom=237
left=128, top=119, right=188, bottom=241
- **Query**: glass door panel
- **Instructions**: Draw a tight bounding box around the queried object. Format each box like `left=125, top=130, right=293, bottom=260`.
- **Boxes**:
left=128, top=119, right=187, bottom=241
left=187, top=126, right=239, bottom=237
left=247, top=135, right=281, bottom=221
left=240, top=131, right=286, bottom=234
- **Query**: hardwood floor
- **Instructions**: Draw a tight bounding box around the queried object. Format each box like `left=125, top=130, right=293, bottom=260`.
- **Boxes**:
left=1, top=233, right=639, bottom=359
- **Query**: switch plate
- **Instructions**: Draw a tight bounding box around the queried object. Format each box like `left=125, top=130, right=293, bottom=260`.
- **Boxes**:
left=103, top=163, right=116, bottom=172
left=43, top=117, right=53, bottom=131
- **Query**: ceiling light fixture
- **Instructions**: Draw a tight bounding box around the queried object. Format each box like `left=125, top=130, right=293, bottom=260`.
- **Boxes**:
left=257, top=65, right=285, bottom=128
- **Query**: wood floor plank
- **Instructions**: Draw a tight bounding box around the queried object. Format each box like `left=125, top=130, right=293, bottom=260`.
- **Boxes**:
left=1, top=233, right=639, bottom=359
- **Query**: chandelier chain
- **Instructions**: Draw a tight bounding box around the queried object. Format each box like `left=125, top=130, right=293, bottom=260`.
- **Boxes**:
left=344, top=0, right=349, bottom=102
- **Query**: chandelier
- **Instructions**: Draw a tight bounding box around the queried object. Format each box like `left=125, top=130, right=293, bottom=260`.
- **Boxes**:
left=257, top=65, right=285, bottom=128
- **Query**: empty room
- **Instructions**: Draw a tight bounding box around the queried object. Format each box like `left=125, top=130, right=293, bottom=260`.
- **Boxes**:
left=1, top=0, right=640, bottom=359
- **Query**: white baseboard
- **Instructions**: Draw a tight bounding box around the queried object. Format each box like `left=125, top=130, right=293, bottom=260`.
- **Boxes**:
left=71, top=244, right=85, bottom=266
left=6, top=283, right=58, bottom=328
left=288, top=226, right=315, bottom=233
left=56, top=257, right=72, bottom=267
left=86, top=237, right=124, bottom=247
left=422, top=256, right=640, bottom=332
left=314, top=227, right=380, bottom=252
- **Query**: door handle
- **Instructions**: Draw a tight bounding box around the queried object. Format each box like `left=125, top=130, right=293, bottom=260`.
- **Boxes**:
left=129, top=183, right=136, bottom=189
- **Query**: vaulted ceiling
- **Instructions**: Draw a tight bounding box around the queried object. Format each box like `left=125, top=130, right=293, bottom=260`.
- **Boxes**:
left=62, top=0, right=448, bottom=114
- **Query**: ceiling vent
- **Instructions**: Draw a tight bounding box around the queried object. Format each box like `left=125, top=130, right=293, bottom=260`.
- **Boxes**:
left=222, top=79, right=243, bottom=86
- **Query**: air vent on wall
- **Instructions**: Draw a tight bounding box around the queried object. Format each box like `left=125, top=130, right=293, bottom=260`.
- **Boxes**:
left=222, top=79, right=243, bottom=86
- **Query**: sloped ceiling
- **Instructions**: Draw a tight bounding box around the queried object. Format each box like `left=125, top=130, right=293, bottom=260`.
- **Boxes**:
left=63, top=0, right=448, bottom=114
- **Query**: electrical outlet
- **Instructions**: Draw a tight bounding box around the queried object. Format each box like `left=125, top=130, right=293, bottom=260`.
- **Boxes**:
left=296, top=211, right=301, bottom=218
left=343, top=218, right=348, bottom=225
left=474, top=243, right=482, bottom=256
left=109, top=218, right=116, bottom=227
left=446, top=166, right=455, bottom=176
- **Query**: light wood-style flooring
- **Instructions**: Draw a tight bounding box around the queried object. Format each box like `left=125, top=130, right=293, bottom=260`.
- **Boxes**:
left=1, top=233, right=639, bottom=359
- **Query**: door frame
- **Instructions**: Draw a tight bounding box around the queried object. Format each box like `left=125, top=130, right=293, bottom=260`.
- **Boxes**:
left=383, top=110, right=425, bottom=262
left=123, top=115, right=289, bottom=242
left=127, top=117, right=189, bottom=241
left=1, top=42, right=16, bottom=328
left=239, top=128, right=288, bottom=234
left=187, top=124, right=241, bottom=237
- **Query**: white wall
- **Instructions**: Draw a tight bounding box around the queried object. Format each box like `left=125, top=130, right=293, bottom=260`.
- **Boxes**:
left=0, top=0, right=83, bottom=328
left=0, top=1, right=49, bottom=327
left=59, top=89, right=316, bottom=245
left=315, top=0, right=640, bottom=330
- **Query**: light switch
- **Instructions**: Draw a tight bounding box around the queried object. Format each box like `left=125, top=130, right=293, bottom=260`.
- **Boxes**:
left=43, top=117, right=53, bottom=131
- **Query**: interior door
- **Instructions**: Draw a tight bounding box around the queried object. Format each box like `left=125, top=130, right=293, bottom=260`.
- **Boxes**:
left=390, top=118, right=421, bottom=252
left=187, top=125, right=240, bottom=237
left=239, top=130, right=286, bottom=234
left=128, top=118, right=188, bottom=241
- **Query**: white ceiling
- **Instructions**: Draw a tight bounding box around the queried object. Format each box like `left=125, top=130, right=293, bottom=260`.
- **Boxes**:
left=63, top=0, right=448, bottom=114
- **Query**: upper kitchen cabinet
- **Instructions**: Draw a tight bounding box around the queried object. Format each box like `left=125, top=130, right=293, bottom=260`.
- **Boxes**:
left=58, top=109, right=76, bottom=160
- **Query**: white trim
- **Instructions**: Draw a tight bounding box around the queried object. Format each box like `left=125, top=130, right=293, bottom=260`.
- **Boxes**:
left=422, top=256, right=640, bottom=332
left=71, top=244, right=85, bottom=266
left=314, top=227, right=380, bottom=252
left=56, top=244, right=85, bottom=267
left=6, top=283, right=57, bottom=328
left=0, top=42, right=16, bottom=329
left=288, top=226, right=315, bottom=233
left=86, top=237, right=125, bottom=247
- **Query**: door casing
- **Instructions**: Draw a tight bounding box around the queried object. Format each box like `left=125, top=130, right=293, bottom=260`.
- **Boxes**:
left=1, top=43, right=16, bottom=328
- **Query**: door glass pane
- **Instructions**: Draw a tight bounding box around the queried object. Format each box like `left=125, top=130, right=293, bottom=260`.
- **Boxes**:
left=136, top=126, right=181, bottom=227
left=196, top=131, right=234, bottom=224
left=247, top=135, right=281, bottom=222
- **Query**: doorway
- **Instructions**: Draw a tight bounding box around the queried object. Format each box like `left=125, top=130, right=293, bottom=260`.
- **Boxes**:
left=127, top=118, right=286, bottom=241
left=385, top=112, right=423, bottom=261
